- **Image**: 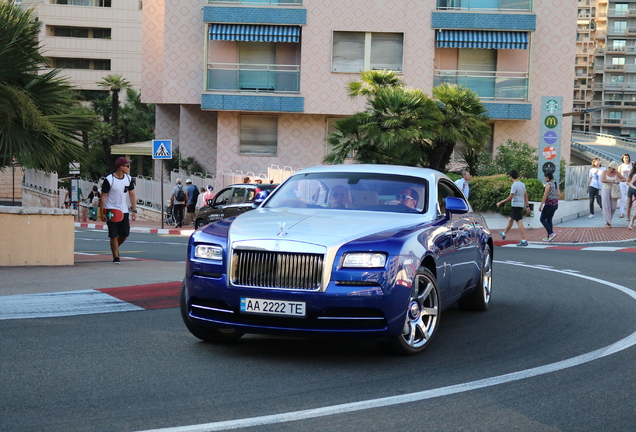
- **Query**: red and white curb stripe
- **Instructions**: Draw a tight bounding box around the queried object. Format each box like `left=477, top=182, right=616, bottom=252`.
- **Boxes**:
left=497, top=243, right=636, bottom=252
left=0, top=282, right=181, bottom=320
left=75, top=222, right=193, bottom=236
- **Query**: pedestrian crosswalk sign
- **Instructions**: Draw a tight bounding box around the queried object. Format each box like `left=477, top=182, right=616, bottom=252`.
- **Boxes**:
left=152, top=139, right=172, bottom=160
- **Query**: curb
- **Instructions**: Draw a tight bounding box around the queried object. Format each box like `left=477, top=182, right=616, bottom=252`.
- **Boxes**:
left=75, top=222, right=194, bottom=236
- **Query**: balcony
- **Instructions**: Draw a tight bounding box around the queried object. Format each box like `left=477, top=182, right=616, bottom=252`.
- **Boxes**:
left=606, top=64, right=626, bottom=72
left=206, top=63, right=300, bottom=93
left=433, top=70, right=528, bottom=101
left=436, top=0, right=532, bottom=12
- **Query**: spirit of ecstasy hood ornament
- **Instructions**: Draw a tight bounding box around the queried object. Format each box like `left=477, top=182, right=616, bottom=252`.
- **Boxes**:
left=277, top=222, right=287, bottom=236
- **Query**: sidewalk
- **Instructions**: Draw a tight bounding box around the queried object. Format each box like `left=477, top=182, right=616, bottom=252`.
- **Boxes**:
left=492, top=211, right=636, bottom=246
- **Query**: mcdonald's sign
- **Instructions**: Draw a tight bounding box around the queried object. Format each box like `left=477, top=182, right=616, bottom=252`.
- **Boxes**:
left=544, top=115, right=558, bottom=129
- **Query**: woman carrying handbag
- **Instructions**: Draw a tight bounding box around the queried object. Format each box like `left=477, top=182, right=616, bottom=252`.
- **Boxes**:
left=601, top=161, right=627, bottom=228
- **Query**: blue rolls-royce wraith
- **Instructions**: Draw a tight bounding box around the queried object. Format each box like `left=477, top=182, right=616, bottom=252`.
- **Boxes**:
left=181, top=164, right=493, bottom=355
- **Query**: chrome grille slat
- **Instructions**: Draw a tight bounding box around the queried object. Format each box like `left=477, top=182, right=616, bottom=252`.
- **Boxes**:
left=232, top=250, right=323, bottom=291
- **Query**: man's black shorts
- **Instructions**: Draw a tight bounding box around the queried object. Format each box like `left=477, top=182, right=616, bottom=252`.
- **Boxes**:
left=107, top=213, right=130, bottom=238
left=187, top=204, right=196, bottom=213
left=510, top=207, right=524, bottom=222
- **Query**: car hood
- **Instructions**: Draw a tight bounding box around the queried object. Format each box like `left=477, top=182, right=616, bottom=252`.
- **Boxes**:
left=229, top=207, right=429, bottom=250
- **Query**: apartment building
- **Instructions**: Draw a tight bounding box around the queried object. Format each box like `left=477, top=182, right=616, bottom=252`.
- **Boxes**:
left=573, top=0, right=597, bottom=132
left=142, top=0, right=576, bottom=176
left=591, top=0, right=636, bottom=136
left=18, top=0, right=142, bottom=91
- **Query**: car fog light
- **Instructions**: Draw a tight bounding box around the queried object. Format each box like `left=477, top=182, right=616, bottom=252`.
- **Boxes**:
left=342, top=253, right=386, bottom=268
left=194, top=245, right=223, bottom=261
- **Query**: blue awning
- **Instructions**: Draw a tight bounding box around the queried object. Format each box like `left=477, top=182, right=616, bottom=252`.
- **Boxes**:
left=209, top=24, right=300, bottom=43
left=436, top=30, right=528, bottom=50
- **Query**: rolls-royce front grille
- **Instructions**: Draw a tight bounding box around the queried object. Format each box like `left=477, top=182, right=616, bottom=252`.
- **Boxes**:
left=232, top=250, right=323, bottom=290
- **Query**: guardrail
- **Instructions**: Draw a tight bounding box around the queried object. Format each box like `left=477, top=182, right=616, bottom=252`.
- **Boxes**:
left=23, top=164, right=302, bottom=212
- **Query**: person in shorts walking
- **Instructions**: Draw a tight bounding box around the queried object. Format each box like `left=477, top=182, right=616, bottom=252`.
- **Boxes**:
left=496, top=170, right=530, bottom=247
left=100, top=157, right=137, bottom=263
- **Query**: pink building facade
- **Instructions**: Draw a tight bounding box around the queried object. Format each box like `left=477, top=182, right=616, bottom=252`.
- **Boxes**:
left=142, top=0, right=577, bottom=177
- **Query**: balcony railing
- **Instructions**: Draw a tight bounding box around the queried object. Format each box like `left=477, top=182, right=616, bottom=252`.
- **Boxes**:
left=206, top=63, right=300, bottom=93
left=206, top=0, right=302, bottom=5
left=436, top=0, right=532, bottom=11
left=433, top=70, right=528, bottom=101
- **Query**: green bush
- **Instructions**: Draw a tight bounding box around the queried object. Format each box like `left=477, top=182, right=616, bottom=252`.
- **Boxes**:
left=469, top=174, right=544, bottom=215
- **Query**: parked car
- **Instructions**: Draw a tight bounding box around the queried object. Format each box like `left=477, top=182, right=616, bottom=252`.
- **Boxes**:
left=193, top=183, right=278, bottom=229
left=181, top=165, right=493, bottom=355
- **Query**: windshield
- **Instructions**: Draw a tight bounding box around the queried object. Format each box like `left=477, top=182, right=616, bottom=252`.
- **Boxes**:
left=264, top=172, right=428, bottom=213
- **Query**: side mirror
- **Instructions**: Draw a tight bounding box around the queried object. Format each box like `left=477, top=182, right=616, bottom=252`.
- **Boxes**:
left=445, top=196, right=469, bottom=214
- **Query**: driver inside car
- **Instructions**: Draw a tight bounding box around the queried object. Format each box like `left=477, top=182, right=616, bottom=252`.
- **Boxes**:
left=328, top=185, right=354, bottom=209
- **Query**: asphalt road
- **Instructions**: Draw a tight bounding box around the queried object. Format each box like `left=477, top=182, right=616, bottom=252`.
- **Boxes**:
left=74, top=229, right=190, bottom=262
left=1, top=244, right=635, bottom=432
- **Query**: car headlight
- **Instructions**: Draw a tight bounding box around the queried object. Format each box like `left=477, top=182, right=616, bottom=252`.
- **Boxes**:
left=194, top=244, right=223, bottom=261
left=342, top=253, right=387, bottom=268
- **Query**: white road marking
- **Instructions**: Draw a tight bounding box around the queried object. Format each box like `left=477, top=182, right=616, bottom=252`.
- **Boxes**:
left=0, top=290, right=143, bottom=320
left=135, top=262, right=636, bottom=432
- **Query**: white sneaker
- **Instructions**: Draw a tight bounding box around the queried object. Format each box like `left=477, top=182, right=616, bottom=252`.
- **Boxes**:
left=588, top=214, right=594, bottom=219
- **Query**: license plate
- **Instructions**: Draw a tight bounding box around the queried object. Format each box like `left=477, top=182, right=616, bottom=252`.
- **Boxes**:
left=240, top=297, right=306, bottom=317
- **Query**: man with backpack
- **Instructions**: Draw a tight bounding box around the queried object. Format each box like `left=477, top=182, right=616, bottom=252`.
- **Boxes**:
left=170, top=178, right=188, bottom=228
left=185, top=179, right=199, bottom=226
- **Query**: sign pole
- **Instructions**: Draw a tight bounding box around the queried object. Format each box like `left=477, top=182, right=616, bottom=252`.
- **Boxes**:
left=538, top=96, right=563, bottom=185
left=161, top=160, right=164, bottom=229
left=152, top=139, right=172, bottom=229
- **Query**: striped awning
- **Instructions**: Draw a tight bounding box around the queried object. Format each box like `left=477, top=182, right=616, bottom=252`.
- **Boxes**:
left=436, top=30, right=528, bottom=50
left=209, top=24, right=300, bottom=43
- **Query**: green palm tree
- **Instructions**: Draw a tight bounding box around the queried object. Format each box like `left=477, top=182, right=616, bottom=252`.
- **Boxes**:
left=325, top=84, right=438, bottom=166
left=0, top=2, right=93, bottom=170
left=425, top=83, right=491, bottom=171
left=347, top=69, right=404, bottom=98
left=98, top=73, right=131, bottom=147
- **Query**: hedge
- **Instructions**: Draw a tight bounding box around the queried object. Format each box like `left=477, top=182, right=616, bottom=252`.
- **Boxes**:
left=461, top=174, right=544, bottom=216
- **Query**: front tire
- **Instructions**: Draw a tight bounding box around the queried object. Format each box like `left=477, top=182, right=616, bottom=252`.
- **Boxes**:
left=195, top=219, right=207, bottom=230
left=382, top=268, right=440, bottom=356
left=180, top=281, right=244, bottom=343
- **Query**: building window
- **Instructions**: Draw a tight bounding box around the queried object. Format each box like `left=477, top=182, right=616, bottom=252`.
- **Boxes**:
left=332, top=31, right=403, bottom=73
left=51, top=26, right=111, bottom=39
left=610, top=74, right=625, bottom=83
left=614, top=21, right=627, bottom=34
left=50, top=57, right=111, bottom=70
left=239, top=116, right=277, bottom=156
left=612, top=57, right=626, bottom=65
left=608, top=111, right=622, bottom=120
left=614, top=3, right=628, bottom=15
left=613, top=39, right=626, bottom=49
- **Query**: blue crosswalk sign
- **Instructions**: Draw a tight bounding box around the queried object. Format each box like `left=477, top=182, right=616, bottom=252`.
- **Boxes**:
left=152, top=140, right=172, bottom=160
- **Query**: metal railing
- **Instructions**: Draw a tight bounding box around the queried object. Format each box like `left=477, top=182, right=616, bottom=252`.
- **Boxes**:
left=22, top=165, right=303, bottom=212
left=436, top=0, right=533, bottom=11
left=207, top=0, right=302, bottom=5
left=207, top=63, right=301, bottom=93
left=433, top=70, right=529, bottom=101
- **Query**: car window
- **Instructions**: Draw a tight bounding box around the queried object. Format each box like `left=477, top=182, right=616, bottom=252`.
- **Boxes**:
left=213, top=189, right=232, bottom=206
left=230, top=187, right=247, bottom=204
left=437, top=179, right=464, bottom=215
left=264, top=173, right=428, bottom=213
